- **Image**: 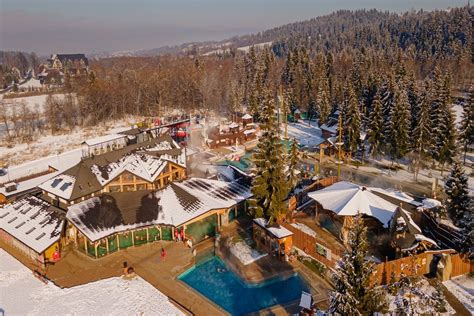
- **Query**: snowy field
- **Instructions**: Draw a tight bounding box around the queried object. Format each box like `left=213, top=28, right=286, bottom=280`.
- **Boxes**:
left=1, top=93, right=66, bottom=114
left=0, top=118, right=136, bottom=176
left=229, top=240, right=267, bottom=265
left=0, top=249, right=184, bottom=315
left=443, top=275, right=474, bottom=314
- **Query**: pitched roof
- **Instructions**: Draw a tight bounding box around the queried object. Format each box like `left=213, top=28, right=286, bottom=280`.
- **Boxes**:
left=54, top=54, right=89, bottom=66
left=40, top=135, right=185, bottom=201
left=391, top=207, right=438, bottom=251
left=67, top=178, right=252, bottom=241
left=308, top=181, right=398, bottom=227
left=0, top=196, right=65, bottom=253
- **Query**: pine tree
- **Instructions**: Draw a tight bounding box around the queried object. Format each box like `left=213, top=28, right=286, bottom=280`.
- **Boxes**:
left=367, top=89, right=384, bottom=159
left=251, top=89, right=290, bottom=225
left=411, top=82, right=432, bottom=181
left=387, top=86, right=411, bottom=164
left=344, top=85, right=361, bottom=154
left=437, top=77, right=457, bottom=174
left=329, top=215, right=387, bottom=315
left=287, top=138, right=301, bottom=191
left=459, top=89, right=473, bottom=163
left=444, top=160, right=471, bottom=226
left=317, top=76, right=331, bottom=125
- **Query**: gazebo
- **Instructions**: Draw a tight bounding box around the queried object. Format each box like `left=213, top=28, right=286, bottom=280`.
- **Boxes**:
left=308, top=181, right=398, bottom=243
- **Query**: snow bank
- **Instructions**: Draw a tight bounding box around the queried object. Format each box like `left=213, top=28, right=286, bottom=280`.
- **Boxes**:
left=229, top=240, right=267, bottom=265
left=0, top=249, right=184, bottom=315
left=443, top=275, right=474, bottom=313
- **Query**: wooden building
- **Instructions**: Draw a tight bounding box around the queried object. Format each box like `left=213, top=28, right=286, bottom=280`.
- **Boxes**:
left=66, top=178, right=251, bottom=258
left=253, top=218, right=293, bottom=261
left=0, top=196, right=65, bottom=266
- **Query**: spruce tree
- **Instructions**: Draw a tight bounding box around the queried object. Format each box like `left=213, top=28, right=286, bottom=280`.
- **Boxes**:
left=287, top=138, right=301, bottom=192
left=411, top=82, right=432, bottom=181
left=459, top=89, right=473, bottom=163
left=444, top=160, right=470, bottom=226
left=437, top=77, right=457, bottom=174
left=317, top=76, right=331, bottom=125
left=329, top=215, right=387, bottom=315
left=344, top=85, right=361, bottom=155
left=251, top=89, right=290, bottom=225
left=387, top=86, right=411, bottom=164
left=367, top=89, right=384, bottom=159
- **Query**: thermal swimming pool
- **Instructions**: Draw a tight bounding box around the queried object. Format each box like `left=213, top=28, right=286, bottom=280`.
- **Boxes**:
left=178, top=256, right=309, bottom=315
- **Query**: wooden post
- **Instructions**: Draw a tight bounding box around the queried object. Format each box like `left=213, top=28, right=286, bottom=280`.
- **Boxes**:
left=131, top=230, right=135, bottom=246
left=116, top=234, right=120, bottom=250
left=159, top=226, right=162, bottom=240
left=94, top=241, right=98, bottom=258
left=146, top=227, right=149, bottom=242
left=105, top=237, right=109, bottom=254
left=83, top=235, right=87, bottom=254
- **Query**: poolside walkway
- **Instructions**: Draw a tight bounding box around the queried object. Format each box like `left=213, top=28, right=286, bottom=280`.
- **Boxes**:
left=0, top=239, right=226, bottom=315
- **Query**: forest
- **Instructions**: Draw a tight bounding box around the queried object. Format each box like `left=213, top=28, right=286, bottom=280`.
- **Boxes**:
left=1, top=7, right=473, bottom=173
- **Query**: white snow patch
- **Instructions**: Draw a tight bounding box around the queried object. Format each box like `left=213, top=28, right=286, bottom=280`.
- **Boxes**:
left=443, top=275, right=474, bottom=313
left=229, top=240, right=267, bottom=265
left=0, top=248, right=184, bottom=315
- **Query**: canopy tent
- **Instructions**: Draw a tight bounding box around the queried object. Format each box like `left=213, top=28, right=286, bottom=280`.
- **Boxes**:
left=308, top=181, right=398, bottom=227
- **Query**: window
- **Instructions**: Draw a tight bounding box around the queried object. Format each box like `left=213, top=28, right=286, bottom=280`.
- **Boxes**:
left=109, top=185, right=121, bottom=193
left=136, top=183, right=146, bottom=191
left=316, top=243, right=327, bottom=257
left=122, top=173, right=134, bottom=182
left=123, top=185, right=134, bottom=192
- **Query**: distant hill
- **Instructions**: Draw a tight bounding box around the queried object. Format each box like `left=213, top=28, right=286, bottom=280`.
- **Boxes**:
left=92, top=7, right=471, bottom=59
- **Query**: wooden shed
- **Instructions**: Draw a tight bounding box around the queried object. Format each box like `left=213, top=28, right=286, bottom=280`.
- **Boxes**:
left=253, top=218, right=293, bottom=261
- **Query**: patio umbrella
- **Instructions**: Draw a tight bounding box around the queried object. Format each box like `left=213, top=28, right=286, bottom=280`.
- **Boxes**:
left=308, top=181, right=398, bottom=227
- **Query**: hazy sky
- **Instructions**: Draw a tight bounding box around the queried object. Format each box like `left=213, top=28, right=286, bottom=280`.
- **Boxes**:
left=0, top=0, right=466, bottom=55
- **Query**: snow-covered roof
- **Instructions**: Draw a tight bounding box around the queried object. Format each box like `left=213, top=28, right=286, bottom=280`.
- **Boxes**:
left=243, top=129, right=256, bottom=135
left=0, top=171, right=61, bottom=198
left=370, top=187, right=422, bottom=207
left=91, top=153, right=168, bottom=186
left=82, top=134, right=127, bottom=146
left=253, top=218, right=293, bottom=238
left=308, top=181, right=398, bottom=227
left=67, top=178, right=252, bottom=241
left=0, top=196, right=65, bottom=253
left=228, top=122, right=240, bottom=129
left=38, top=174, right=76, bottom=200
left=242, top=114, right=253, bottom=120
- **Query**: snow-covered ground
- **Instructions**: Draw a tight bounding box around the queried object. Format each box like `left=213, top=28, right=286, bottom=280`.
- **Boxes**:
left=0, top=249, right=184, bottom=315
left=1, top=93, right=66, bottom=114
left=229, top=240, right=267, bottom=265
left=283, top=120, right=325, bottom=148
left=443, top=275, right=474, bottom=314
left=387, top=278, right=455, bottom=315
left=0, top=118, right=136, bottom=177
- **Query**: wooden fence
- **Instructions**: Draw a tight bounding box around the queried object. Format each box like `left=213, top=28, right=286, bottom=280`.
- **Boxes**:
left=283, top=223, right=342, bottom=268
left=285, top=221, right=472, bottom=285
left=450, top=253, right=473, bottom=277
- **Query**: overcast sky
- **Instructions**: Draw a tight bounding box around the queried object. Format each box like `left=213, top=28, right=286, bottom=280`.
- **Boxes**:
left=0, top=0, right=466, bottom=55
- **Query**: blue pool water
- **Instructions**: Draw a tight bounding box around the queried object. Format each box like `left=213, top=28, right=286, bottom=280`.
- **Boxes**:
left=178, top=257, right=309, bottom=315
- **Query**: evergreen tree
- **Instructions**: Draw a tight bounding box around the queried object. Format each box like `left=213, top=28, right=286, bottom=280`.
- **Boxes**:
left=411, top=82, right=432, bottom=181
left=329, top=215, right=387, bottom=315
left=444, top=160, right=471, bottom=226
left=251, top=89, right=290, bottom=225
left=344, top=85, right=361, bottom=154
left=367, top=89, right=384, bottom=159
left=437, top=77, right=458, bottom=174
left=387, top=86, right=411, bottom=164
left=287, top=138, right=301, bottom=191
left=459, top=89, right=473, bottom=163
left=317, top=76, right=331, bottom=124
